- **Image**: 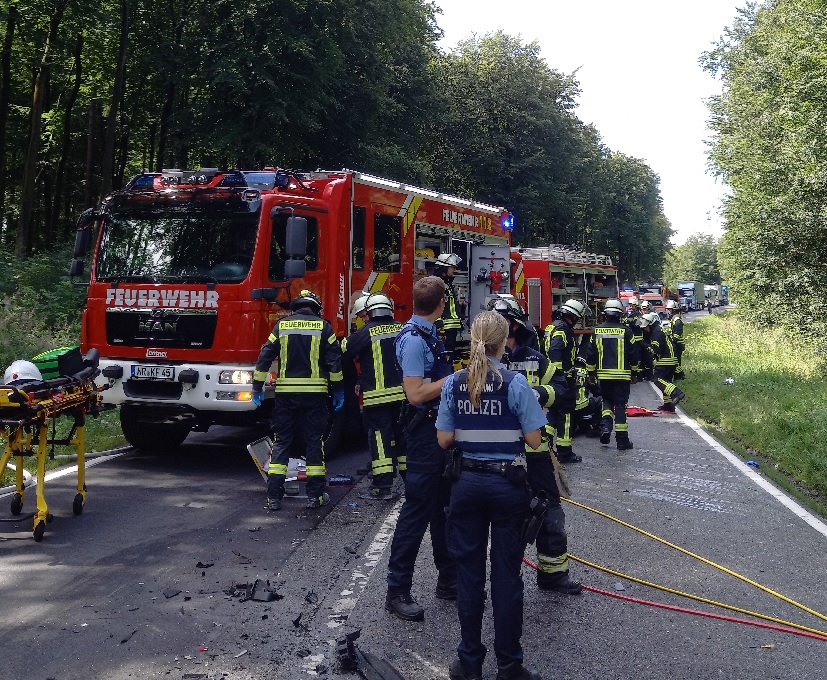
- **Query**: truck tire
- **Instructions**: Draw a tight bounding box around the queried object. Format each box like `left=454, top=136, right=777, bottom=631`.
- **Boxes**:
left=120, top=405, right=191, bottom=452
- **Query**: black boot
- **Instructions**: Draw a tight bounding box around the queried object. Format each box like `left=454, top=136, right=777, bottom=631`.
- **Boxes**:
left=496, top=661, right=542, bottom=680
left=385, top=591, right=424, bottom=621
left=671, top=388, right=686, bottom=407
left=616, top=433, right=634, bottom=451
left=449, top=658, right=482, bottom=680
left=435, top=574, right=457, bottom=600
left=555, top=446, right=582, bottom=464
left=599, top=424, right=611, bottom=445
left=537, top=570, right=583, bottom=595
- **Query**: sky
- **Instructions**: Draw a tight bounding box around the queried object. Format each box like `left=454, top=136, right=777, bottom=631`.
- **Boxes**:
left=434, top=0, right=747, bottom=245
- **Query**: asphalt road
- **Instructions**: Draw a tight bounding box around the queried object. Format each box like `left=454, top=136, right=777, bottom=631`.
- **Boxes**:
left=2, top=370, right=826, bottom=680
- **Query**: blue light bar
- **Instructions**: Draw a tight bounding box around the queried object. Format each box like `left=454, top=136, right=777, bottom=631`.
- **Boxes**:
left=502, top=213, right=515, bottom=231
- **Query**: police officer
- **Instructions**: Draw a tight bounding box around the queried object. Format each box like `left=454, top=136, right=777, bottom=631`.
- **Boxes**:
left=436, top=310, right=546, bottom=680
left=584, top=299, right=640, bottom=450
left=664, top=300, right=686, bottom=379
left=252, top=290, right=344, bottom=511
left=542, top=299, right=587, bottom=464
left=433, top=253, right=463, bottom=358
left=341, top=292, right=405, bottom=500
left=489, top=296, right=582, bottom=597
left=640, top=312, right=686, bottom=412
left=386, top=276, right=456, bottom=621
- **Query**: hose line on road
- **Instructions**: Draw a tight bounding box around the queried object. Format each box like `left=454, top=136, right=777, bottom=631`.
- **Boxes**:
left=566, top=553, right=827, bottom=639
left=563, top=496, right=827, bottom=625
left=523, top=557, right=827, bottom=643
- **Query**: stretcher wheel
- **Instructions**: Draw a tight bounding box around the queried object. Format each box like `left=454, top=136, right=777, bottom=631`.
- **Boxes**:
left=33, top=521, right=45, bottom=542
left=10, top=493, right=23, bottom=515
left=73, top=493, right=84, bottom=515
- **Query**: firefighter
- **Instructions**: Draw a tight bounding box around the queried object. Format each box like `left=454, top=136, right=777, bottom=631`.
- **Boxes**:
left=584, top=299, right=640, bottom=450
left=571, top=356, right=602, bottom=438
left=386, top=276, right=456, bottom=622
left=436, top=311, right=547, bottom=680
left=640, top=312, right=685, bottom=412
left=252, top=290, right=344, bottom=511
left=637, top=300, right=655, bottom=380
left=433, top=253, right=463, bottom=358
left=542, top=299, right=588, bottom=464
left=341, top=291, right=405, bottom=500
left=665, top=299, right=686, bottom=379
left=489, top=296, right=582, bottom=597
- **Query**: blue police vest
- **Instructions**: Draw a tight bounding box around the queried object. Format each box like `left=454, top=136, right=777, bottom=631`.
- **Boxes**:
left=452, top=368, right=524, bottom=459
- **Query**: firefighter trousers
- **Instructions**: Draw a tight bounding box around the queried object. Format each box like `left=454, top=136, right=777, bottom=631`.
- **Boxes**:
left=654, top=365, right=684, bottom=405
left=526, top=453, right=570, bottom=579
left=268, top=392, right=329, bottom=501
left=362, top=401, right=405, bottom=490
left=599, top=379, right=631, bottom=433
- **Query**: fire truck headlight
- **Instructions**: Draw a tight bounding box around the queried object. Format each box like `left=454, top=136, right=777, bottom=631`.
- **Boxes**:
left=219, top=370, right=253, bottom=384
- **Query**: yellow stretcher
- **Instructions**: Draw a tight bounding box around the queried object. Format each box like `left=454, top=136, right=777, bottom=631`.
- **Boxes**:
left=0, top=349, right=105, bottom=541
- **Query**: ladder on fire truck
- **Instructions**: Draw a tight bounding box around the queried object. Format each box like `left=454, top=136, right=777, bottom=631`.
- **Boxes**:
left=515, top=245, right=614, bottom=266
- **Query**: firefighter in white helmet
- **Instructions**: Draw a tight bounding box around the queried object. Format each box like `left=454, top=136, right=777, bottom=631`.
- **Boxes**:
left=341, top=291, right=405, bottom=500
left=664, top=299, right=686, bottom=379
left=432, top=252, right=463, bottom=359
left=584, top=299, right=640, bottom=450
left=542, top=299, right=588, bottom=464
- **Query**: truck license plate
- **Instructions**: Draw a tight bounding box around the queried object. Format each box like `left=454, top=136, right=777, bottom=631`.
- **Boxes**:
left=131, top=365, right=176, bottom=380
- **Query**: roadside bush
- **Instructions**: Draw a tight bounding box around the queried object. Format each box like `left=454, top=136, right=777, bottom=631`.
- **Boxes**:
left=0, top=243, right=85, bottom=369
left=682, top=310, right=827, bottom=503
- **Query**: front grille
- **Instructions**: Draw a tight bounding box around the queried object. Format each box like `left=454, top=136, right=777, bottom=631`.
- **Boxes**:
left=123, top=379, right=184, bottom=400
left=106, top=307, right=217, bottom=348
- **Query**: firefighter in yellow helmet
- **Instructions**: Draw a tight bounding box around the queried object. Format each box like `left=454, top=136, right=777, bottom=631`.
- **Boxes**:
left=432, top=252, right=463, bottom=359
left=252, top=289, right=344, bottom=511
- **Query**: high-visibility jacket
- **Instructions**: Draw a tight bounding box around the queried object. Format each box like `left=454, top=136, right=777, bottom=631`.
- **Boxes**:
left=543, top=320, right=576, bottom=375
left=667, top=314, right=685, bottom=355
left=440, top=283, right=462, bottom=331
left=341, top=314, right=404, bottom=407
left=584, top=320, right=640, bottom=380
left=648, top=325, right=678, bottom=366
left=252, top=309, right=343, bottom=394
left=501, top=343, right=557, bottom=408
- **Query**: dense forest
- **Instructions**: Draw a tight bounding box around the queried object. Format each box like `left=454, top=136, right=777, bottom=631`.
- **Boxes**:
left=704, top=0, right=827, bottom=338
left=0, top=0, right=671, bottom=281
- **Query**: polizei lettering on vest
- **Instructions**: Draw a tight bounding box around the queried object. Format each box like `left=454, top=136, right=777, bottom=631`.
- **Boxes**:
left=457, top=398, right=503, bottom=416
left=105, top=288, right=219, bottom=309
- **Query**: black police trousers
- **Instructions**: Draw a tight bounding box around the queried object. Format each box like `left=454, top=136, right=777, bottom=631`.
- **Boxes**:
left=387, top=414, right=455, bottom=594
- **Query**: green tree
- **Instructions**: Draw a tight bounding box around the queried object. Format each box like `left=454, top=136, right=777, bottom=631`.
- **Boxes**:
left=703, top=0, right=827, bottom=336
left=663, top=233, right=720, bottom=290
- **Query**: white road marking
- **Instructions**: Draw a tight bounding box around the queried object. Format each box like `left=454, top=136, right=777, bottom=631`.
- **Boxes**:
left=648, top=382, right=827, bottom=539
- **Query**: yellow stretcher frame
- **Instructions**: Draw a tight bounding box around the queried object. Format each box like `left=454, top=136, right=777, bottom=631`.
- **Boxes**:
left=0, top=361, right=104, bottom=541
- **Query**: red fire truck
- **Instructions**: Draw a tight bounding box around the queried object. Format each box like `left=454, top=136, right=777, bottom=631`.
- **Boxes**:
left=70, top=168, right=513, bottom=450
left=510, top=245, right=619, bottom=336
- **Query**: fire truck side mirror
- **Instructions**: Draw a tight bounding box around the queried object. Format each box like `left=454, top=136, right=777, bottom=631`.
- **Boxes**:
left=284, top=216, right=307, bottom=258
left=284, top=259, right=306, bottom=279
left=69, top=258, right=85, bottom=277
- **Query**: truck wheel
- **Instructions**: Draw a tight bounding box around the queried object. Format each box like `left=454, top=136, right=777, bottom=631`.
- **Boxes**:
left=120, top=406, right=191, bottom=452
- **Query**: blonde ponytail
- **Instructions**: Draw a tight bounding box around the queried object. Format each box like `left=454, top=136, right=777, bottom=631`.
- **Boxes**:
left=466, top=311, right=509, bottom=407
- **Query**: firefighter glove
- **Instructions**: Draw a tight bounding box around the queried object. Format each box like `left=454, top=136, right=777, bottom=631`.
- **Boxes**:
left=252, top=391, right=264, bottom=407
left=333, top=390, right=345, bottom=412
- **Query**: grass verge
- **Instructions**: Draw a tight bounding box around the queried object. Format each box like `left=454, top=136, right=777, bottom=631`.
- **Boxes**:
left=679, top=309, right=827, bottom=519
left=1, top=407, right=127, bottom=487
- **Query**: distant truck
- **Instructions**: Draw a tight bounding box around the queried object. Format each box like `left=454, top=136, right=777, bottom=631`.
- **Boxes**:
left=677, top=281, right=703, bottom=311
left=705, top=284, right=723, bottom=307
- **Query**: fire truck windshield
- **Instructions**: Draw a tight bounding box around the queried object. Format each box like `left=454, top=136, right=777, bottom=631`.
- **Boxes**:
left=95, top=207, right=260, bottom=283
